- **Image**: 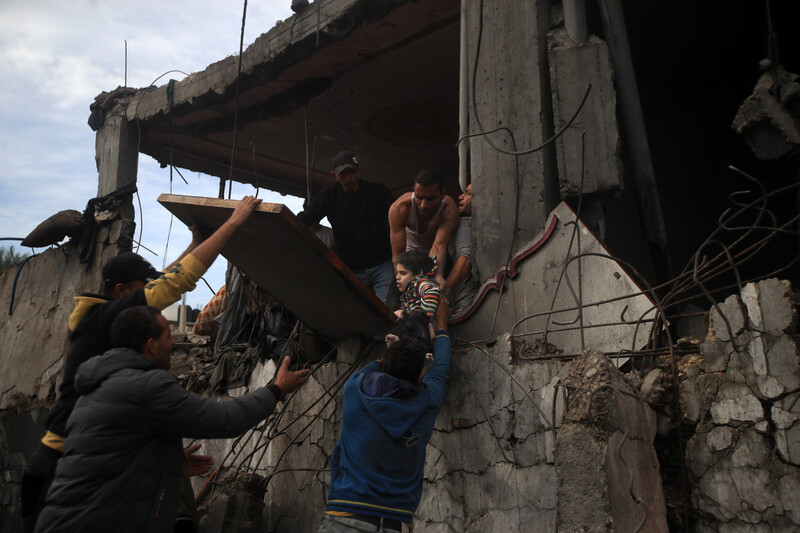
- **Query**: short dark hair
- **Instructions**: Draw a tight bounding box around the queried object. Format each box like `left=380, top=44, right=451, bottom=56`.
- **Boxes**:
left=390, top=310, right=432, bottom=351
left=382, top=337, right=428, bottom=382
left=397, top=250, right=434, bottom=276
left=111, top=306, right=164, bottom=352
left=414, top=169, right=444, bottom=190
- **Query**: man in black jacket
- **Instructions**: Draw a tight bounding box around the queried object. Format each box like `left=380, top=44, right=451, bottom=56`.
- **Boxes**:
left=21, top=196, right=261, bottom=531
left=297, top=151, right=395, bottom=303
left=36, top=306, right=311, bottom=533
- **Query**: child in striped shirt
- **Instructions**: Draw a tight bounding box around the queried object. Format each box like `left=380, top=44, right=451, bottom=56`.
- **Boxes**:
left=395, top=250, right=442, bottom=319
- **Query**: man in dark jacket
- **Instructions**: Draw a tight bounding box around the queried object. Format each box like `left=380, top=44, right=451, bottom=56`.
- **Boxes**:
left=318, top=298, right=451, bottom=532
left=36, top=306, right=311, bottom=533
left=297, top=150, right=395, bottom=303
left=21, top=196, right=261, bottom=531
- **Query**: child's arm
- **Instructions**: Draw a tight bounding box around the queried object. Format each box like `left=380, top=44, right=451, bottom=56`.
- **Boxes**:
left=418, top=279, right=442, bottom=318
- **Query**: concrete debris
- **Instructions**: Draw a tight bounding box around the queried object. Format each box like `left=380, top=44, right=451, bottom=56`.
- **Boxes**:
left=170, top=340, right=219, bottom=393
left=732, top=66, right=800, bottom=160
left=640, top=368, right=666, bottom=404
left=512, top=337, right=564, bottom=361
left=708, top=278, right=799, bottom=400
left=555, top=347, right=668, bottom=532
left=197, top=470, right=267, bottom=533
left=684, top=278, right=800, bottom=531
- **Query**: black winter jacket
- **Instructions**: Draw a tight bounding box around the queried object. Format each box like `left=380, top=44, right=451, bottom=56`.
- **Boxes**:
left=36, top=348, right=279, bottom=533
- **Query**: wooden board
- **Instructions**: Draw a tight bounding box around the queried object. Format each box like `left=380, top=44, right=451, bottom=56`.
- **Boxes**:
left=158, top=194, right=395, bottom=340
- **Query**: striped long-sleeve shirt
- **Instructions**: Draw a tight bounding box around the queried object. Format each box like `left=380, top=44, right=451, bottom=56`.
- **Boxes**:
left=400, top=275, right=441, bottom=318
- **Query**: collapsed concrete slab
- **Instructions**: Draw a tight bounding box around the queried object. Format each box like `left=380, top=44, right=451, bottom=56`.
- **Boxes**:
left=157, top=194, right=395, bottom=340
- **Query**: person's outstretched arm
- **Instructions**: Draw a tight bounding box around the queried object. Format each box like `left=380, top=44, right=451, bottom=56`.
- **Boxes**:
left=432, top=292, right=448, bottom=333
left=144, top=196, right=262, bottom=310
left=163, top=223, right=203, bottom=272
left=425, top=296, right=451, bottom=403
left=148, top=355, right=311, bottom=440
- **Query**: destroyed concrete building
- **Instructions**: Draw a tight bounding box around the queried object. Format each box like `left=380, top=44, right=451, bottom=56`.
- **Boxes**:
left=2, top=0, right=800, bottom=531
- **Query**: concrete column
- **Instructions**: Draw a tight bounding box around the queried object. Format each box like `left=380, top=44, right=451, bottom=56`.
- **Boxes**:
left=95, top=101, right=138, bottom=221
left=465, top=0, right=559, bottom=283
left=548, top=29, right=622, bottom=199
left=597, top=0, right=671, bottom=280
left=563, top=0, right=588, bottom=43
left=555, top=348, right=669, bottom=532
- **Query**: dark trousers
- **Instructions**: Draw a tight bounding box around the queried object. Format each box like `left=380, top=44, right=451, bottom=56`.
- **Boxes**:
left=21, top=442, right=62, bottom=532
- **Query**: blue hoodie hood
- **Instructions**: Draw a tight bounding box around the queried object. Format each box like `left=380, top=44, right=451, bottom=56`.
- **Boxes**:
left=354, top=365, right=431, bottom=440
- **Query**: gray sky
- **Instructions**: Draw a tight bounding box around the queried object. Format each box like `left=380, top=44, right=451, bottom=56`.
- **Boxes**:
left=0, top=0, right=307, bottom=308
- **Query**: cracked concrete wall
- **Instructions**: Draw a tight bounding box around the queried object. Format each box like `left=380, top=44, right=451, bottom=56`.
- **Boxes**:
left=0, top=222, right=128, bottom=531
left=683, top=278, right=800, bottom=531
left=419, top=336, right=562, bottom=532
left=0, top=222, right=127, bottom=410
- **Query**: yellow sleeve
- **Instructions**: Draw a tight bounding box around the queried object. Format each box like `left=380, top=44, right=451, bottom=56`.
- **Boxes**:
left=41, top=430, right=65, bottom=452
left=143, top=253, right=208, bottom=310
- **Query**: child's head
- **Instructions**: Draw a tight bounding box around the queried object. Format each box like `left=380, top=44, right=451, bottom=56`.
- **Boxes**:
left=395, top=250, right=434, bottom=292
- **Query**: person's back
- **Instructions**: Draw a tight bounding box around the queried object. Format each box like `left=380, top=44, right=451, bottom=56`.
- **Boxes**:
left=37, top=346, right=186, bottom=532
left=319, top=298, right=450, bottom=532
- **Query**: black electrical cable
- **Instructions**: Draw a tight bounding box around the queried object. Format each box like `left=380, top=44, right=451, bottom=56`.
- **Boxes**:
left=226, top=0, right=249, bottom=199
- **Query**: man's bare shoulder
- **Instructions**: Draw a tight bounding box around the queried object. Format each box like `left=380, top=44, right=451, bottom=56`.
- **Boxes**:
left=391, top=191, right=413, bottom=206
left=389, top=192, right=413, bottom=217
left=442, top=196, right=459, bottom=220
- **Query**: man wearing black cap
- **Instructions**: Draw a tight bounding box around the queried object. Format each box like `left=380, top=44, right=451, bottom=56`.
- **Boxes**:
left=297, top=150, right=396, bottom=303
left=21, top=196, right=261, bottom=532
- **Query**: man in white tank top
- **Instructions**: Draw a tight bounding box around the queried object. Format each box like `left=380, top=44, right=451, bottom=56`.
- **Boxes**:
left=388, top=169, right=459, bottom=276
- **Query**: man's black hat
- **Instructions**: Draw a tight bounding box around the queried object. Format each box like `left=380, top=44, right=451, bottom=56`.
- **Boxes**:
left=332, top=150, right=359, bottom=175
left=102, top=252, right=161, bottom=287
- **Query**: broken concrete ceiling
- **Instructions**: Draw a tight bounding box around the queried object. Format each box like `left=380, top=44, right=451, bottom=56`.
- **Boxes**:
left=116, top=0, right=461, bottom=201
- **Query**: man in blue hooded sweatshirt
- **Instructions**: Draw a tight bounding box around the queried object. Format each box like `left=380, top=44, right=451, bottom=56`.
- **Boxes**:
left=318, top=298, right=450, bottom=532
